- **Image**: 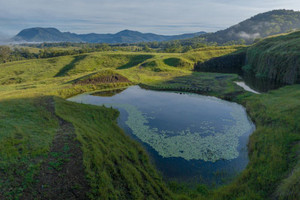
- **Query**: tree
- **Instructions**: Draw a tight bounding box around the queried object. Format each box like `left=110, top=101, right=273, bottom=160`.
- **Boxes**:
left=253, top=38, right=263, bottom=44
left=143, top=45, right=152, bottom=52
left=182, top=46, right=193, bottom=53
left=238, top=39, right=246, bottom=45
left=0, top=46, right=11, bottom=63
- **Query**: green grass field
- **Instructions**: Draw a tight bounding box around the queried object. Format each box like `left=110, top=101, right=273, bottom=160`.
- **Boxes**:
left=0, top=45, right=299, bottom=199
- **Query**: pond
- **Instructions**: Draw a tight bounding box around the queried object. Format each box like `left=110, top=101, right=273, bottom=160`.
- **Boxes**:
left=68, top=86, right=255, bottom=185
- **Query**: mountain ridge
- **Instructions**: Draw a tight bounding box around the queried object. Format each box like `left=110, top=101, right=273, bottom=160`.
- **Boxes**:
left=13, top=28, right=206, bottom=43
left=12, top=9, right=300, bottom=45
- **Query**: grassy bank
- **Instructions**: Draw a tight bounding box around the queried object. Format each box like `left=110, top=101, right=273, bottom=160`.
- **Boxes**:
left=55, top=98, right=173, bottom=199
left=212, top=85, right=300, bottom=200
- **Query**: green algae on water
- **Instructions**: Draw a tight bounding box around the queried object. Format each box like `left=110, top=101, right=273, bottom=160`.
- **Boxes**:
left=104, top=103, right=253, bottom=162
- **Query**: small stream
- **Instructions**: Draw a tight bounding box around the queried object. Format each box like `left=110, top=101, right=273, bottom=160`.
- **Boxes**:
left=235, top=81, right=260, bottom=94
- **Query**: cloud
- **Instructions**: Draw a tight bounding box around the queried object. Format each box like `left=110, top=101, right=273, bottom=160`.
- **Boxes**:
left=0, top=0, right=300, bottom=36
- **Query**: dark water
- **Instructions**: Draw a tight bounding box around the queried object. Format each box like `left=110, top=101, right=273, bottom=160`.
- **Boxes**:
left=242, top=72, right=285, bottom=92
left=68, top=86, right=255, bottom=185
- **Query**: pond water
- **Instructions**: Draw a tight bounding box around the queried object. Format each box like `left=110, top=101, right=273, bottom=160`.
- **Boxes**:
left=242, top=72, right=285, bottom=92
left=68, top=86, right=255, bottom=185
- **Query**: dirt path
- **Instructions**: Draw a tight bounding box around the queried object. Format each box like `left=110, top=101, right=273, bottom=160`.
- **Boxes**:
left=23, top=97, right=90, bottom=200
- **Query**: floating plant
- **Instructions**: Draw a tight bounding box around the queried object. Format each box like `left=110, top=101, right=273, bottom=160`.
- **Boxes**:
left=102, top=102, right=253, bottom=162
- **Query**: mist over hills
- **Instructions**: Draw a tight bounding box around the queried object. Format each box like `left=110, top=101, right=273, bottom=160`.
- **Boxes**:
left=190, top=9, right=300, bottom=44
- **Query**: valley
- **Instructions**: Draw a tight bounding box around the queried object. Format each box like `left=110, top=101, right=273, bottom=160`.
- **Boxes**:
left=0, top=29, right=299, bottom=200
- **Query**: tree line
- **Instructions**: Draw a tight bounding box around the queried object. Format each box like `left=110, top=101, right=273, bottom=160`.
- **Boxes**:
left=0, top=38, right=246, bottom=64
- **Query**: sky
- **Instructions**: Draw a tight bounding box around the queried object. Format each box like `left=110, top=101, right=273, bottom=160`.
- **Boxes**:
left=0, top=0, right=300, bottom=36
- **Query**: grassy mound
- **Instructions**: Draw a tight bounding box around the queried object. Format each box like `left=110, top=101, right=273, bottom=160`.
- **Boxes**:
left=163, top=57, right=193, bottom=69
left=56, top=53, right=153, bottom=75
left=183, top=46, right=244, bottom=63
left=139, top=60, right=166, bottom=72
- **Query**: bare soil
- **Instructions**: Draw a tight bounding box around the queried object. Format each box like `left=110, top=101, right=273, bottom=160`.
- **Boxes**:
left=75, top=74, right=130, bottom=85
left=22, top=97, right=90, bottom=200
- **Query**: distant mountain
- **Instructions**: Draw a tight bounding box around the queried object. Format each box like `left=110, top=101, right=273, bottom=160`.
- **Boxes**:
left=13, top=28, right=206, bottom=43
left=184, top=9, right=300, bottom=44
left=14, top=10, right=300, bottom=45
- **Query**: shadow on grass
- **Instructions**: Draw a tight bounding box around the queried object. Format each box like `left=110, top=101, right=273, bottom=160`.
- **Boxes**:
left=163, top=58, right=181, bottom=67
left=55, top=55, right=87, bottom=77
left=140, top=72, right=242, bottom=99
left=117, top=55, right=153, bottom=69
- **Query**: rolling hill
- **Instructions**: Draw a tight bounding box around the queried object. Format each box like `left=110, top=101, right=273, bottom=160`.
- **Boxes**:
left=12, top=28, right=206, bottom=43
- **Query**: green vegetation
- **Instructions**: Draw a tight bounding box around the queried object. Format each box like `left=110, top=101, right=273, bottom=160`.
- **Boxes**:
left=194, top=49, right=246, bottom=74
left=0, top=47, right=238, bottom=199
left=73, top=70, right=131, bottom=85
left=0, top=40, right=299, bottom=200
left=1, top=36, right=243, bottom=66
left=140, top=72, right=242, bottom=99
left=0, top=97, right=59, bottom=198
left=140, top=75, right=300, bottom=200
left=195, top=31, right=300, bottom=90
left=245, top=31, right=300, bottom=84
left=55, top=98, right=173, bottom=199
left=211, top=85, right=300, bottom=200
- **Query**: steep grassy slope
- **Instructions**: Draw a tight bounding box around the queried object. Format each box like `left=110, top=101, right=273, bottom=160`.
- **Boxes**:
left=195, top=31, right=300, bottom=91
left=194, top=49, right=246, bottom=74
left=245, top=31, right=300, bottom=84
left=55, top=98, right=173, bottom=199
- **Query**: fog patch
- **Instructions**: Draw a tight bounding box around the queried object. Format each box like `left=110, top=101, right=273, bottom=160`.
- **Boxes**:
left=0, top=32, right=12, bottom=45
left=237, top=31, right=260, bottom=39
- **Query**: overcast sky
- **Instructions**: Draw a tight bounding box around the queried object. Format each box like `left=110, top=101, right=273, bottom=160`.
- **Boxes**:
left=0, top=0, right=300, bottom=36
